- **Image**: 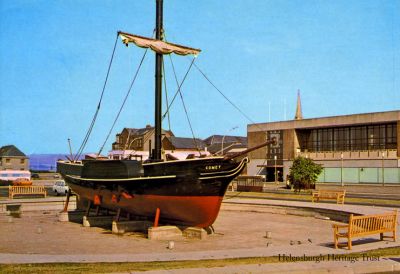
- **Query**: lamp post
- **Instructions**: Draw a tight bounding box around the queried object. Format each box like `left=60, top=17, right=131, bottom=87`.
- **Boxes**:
left=274, top=155, right=277, bottom=185
left=221, top=126, right=238, bottom=155
left=340, top=152, right=344, bottom=187
left=124, top=137, right=141, bottom=159
left=382, top=151, right=385, bottom=186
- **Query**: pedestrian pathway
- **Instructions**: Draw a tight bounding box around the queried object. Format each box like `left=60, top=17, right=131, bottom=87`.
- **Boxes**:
left=1, top=197, right=398, bottom=274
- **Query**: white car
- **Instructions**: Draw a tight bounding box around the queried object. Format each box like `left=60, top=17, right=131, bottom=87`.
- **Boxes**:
left=52, top=180, right=69, bottom=196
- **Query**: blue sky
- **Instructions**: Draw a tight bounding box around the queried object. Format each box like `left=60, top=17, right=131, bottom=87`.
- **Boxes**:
left=0, top=0, right=399, bottom=154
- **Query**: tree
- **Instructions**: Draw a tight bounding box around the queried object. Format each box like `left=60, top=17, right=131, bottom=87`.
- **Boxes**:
left=288, top=156, right=323, bottom=192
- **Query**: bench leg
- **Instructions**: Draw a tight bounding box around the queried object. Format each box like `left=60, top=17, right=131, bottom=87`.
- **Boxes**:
left=348, top=236, right=352, bottom=250
left=333, top=227, right=338, bottom=249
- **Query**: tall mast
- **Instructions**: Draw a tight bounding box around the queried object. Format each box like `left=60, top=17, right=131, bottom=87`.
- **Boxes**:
left=153, top=0, right=163, bottom=161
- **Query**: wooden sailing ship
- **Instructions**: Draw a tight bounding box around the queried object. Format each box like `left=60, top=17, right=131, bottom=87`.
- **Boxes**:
left=57, top=0, right=274, bottom=228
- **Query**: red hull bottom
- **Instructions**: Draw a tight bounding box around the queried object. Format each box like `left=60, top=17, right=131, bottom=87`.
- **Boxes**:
left=72, top=184, right=224, bottom=228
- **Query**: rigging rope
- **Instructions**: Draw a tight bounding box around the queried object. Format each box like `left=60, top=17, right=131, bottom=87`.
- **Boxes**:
left=191, top=61, right=272, bottom=163
left=166, top=55, right=202, bottom=155
left=97, top=48, right=149, bottom=156
left=161, top=57, right=196, bottom=120
left=73, top=33, right=119, bottom=161
left=192, top=62, right=261, bottom=128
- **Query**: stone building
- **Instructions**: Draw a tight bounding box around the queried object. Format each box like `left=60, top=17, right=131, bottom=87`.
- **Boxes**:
left=0, top=145, right=29, bottom=171
left=0, top=145, right=30, bottom=181
left=112, top=125, right=174, bottom=152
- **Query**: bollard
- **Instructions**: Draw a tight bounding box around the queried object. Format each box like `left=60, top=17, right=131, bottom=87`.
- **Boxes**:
left=154, top=208, right=160, bottom=227
left=266, top=231, right=272, bottom=239
left=168, top=241, right=175, bottom=249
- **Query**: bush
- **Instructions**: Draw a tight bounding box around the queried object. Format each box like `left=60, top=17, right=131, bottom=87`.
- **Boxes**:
left=288, top=156, right=323, bottom=192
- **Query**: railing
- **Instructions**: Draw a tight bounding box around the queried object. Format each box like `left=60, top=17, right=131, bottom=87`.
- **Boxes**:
left=232, top=175, right=265, bottom=192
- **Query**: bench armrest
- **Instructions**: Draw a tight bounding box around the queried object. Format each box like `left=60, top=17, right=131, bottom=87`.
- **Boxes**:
left=332, top=224, right=349, bottom=229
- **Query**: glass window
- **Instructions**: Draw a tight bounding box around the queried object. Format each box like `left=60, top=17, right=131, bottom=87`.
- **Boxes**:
left=300, top=123, right=396, bottom=152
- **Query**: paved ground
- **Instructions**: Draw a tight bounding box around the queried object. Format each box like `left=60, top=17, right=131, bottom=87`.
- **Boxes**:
left=1, top=199, right=400, bottom=273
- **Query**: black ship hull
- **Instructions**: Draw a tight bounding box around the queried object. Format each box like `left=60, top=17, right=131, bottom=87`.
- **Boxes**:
left=57, top=157, right=247, bottom=227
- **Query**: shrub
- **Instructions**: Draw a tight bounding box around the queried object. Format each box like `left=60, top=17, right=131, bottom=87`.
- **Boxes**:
left=288, top=156, right=323, bottom=192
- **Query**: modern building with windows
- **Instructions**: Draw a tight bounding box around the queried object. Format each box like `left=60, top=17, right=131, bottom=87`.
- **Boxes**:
left=247, top=109, right=399, bottom=185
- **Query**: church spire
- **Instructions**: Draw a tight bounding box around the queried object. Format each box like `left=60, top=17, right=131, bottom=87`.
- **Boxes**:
left=294, top=89, right=303, bottom=120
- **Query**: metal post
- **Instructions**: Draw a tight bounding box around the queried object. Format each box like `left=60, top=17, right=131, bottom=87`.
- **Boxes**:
left=382, top=151, right=385, bottom=186
left=274, top=155, right=277, bottom=184
left=68, top=138, right=73, bottom=161
left=221, top=126, right=238, bottom=155
left=62, top=188, right=72, bottom=213
left=221, top=135, right=226, bottom=156
left=340, top=152, right=344, bottom=187
left=154, top=208, right=160, bottom=227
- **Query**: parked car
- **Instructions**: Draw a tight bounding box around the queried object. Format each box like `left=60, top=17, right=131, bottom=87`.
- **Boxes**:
left=52, top=180, right=69, bottom=195
left=12, top=178, right=32, bottom=186
left=31, top=173, right=40, bottom=179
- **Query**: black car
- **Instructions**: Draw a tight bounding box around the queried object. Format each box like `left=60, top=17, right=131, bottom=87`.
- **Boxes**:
left=31, top=173, right=39, bottom=179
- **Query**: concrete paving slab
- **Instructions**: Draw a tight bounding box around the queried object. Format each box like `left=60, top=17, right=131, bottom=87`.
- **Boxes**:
left=148, top=226, right=182, bottom=240
left=112, top=220, right=152, bottom=234
left=83, top=215, right=114, bottom=228
left=182, top=227, right=207, bottom=240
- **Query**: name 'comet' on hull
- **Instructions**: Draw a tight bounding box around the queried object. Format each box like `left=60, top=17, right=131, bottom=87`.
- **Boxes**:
left=57, top=0, right=274, bottom=228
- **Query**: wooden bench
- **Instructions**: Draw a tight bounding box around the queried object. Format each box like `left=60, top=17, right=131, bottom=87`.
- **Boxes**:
left=312, top=190, right=346, bottom=204
left=333, top=210, right=397, bottom=250
left=8, top=185, right=47, bottom=199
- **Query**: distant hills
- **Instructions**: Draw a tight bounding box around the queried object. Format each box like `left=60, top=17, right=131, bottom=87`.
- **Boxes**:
left=29, top=154, right=82, bottom=171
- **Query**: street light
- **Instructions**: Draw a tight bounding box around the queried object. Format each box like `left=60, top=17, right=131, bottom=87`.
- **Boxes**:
left=382, top=151, right=385, bottom=186
left=124, top=137, right=141, bottom=159
left=340, top=152, right=344, bottom=187
left=221, top=126, right=238, bottom=155
left=274, top=155, right=277, bottom=185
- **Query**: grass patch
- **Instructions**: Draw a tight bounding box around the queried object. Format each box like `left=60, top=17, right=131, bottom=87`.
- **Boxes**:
left=1, top=247, right=399, bottom=274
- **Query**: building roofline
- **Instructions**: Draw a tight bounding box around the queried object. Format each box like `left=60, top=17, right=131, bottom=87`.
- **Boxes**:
left=248, top=110, right=400, bottom=132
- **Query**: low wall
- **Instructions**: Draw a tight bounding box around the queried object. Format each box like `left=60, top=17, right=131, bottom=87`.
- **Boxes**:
left=0, top=196, right=77, bottom=213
